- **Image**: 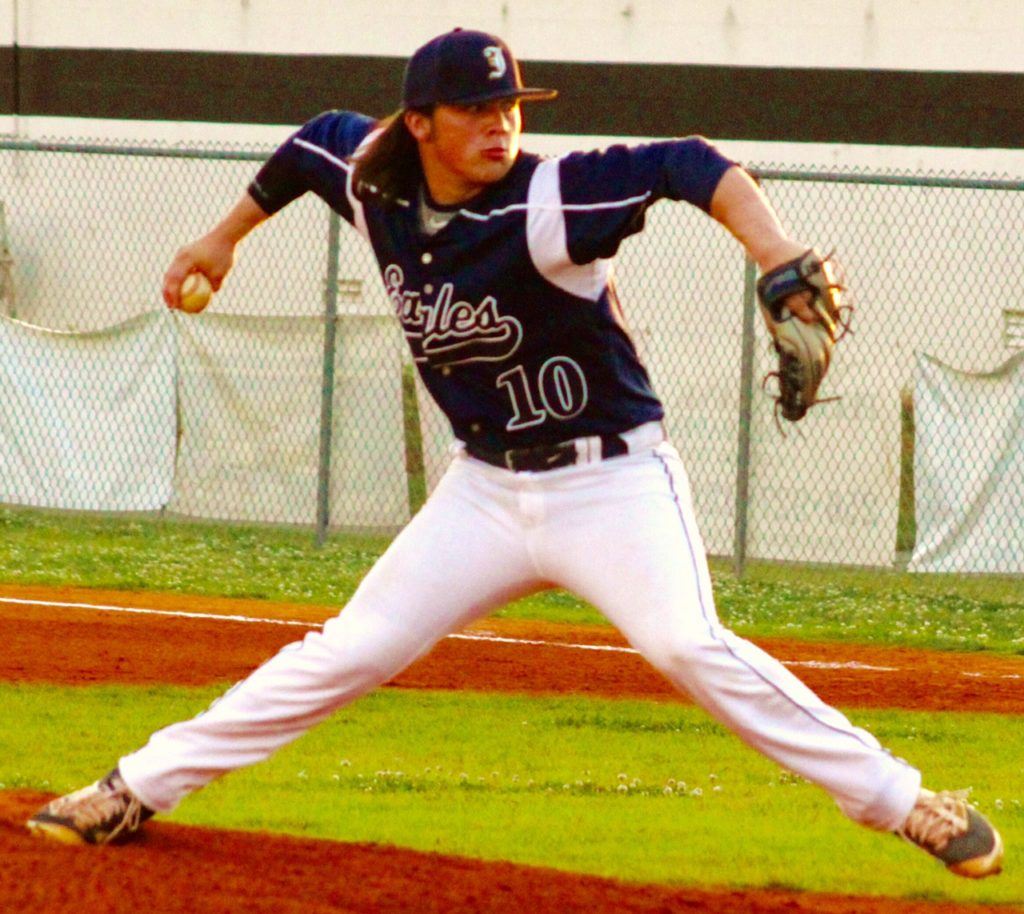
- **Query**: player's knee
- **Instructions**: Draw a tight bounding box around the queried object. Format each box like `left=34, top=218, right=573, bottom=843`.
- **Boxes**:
left=272, top=630, right=393, bottom=696
left=639, top=629, right=718, bottom=678
left=316, top=608, right=436, bottom=683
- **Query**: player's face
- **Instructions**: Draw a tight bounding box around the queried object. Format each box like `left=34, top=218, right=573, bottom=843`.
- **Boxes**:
left=408, top=98, right=522, bottom=205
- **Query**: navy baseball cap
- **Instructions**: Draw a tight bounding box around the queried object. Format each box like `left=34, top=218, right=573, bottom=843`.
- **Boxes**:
left=402, top=29, right=557, bottom=109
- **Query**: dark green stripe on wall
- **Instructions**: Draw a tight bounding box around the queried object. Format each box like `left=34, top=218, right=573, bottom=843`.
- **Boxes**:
left=0, top=46, right=15, bottom=114
left=3, top=46, right=1022, bottom=149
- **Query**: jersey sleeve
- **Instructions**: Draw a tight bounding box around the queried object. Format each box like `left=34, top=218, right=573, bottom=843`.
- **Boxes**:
left=558, top=137, right=736, bottom=264
left=247, top=110, right=377, bottom=224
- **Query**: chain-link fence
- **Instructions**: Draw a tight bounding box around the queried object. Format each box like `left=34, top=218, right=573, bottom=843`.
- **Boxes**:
left=1, top=138, right=1022, bottom=572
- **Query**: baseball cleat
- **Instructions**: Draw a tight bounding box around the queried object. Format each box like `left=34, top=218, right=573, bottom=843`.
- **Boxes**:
left=898, top=789, right=1003, bottom=878
left=26, top=768, right=153, bottom=845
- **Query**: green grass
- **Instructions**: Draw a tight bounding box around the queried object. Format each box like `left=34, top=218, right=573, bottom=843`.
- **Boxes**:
left=2, top=683, right=1020, bottom=902
left=1, top=504, right=1022, bottom=653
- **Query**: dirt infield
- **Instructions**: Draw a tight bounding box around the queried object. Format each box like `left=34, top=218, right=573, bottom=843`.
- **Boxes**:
left=0, top=792, right=1014, bottom=914
left=1, top=584, right=1022, bottom=712
left=1, top=583, right=1021, bottom=913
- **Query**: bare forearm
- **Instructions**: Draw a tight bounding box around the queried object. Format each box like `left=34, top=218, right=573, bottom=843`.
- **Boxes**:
left=710, top=166, right=826, bottom=323
left=709, top=166, right=806, bottom=272
left=207, top=192, right=271, bottom=246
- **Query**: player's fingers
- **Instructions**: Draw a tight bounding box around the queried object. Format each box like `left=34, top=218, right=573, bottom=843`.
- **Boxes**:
left=162, top=275, right=181, bottom=309
left=784, top=290, right=817, bottom=323
left=162, top=251, right=198, bottom=309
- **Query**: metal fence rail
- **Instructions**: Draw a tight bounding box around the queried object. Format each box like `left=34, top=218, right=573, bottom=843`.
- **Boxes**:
left=1, top=137, right=1021, bottom=573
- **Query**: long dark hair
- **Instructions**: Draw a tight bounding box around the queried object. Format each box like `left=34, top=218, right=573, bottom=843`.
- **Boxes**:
left=351, top=108, right=430, bottom=207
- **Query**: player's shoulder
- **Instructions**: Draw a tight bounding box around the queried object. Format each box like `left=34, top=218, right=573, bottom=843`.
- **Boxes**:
left=294, top=110, right=378, bottom=158
left=556, top=136, right=723, bottom=199
left=553, top=143, right=645, bottom=200
left=559, top=137, right=713, bottom=168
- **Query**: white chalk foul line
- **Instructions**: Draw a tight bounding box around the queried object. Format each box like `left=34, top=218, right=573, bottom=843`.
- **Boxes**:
left=452, top=631, right=898, bottom=671
left=0, top=596, right=314, bottom=628
left=3, top=596, right=1020, bottom=678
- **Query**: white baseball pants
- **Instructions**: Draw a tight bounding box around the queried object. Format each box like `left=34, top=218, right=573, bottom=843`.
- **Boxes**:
left=120, top=431, right=920, bottom=829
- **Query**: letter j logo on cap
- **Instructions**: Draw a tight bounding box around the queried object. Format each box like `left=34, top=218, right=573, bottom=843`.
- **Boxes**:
left=483, top=46, right=507, bottom=79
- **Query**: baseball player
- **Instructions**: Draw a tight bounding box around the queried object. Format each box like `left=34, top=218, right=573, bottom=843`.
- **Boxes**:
left=28, top=29, right=1002, bottom=879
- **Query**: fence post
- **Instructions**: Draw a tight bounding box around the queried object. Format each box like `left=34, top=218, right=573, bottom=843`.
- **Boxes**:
left=0, top=201, right=16, bottom=318
left=315, top=210, right=342, bottom=546
left=732, top=256, right=758, bottom=578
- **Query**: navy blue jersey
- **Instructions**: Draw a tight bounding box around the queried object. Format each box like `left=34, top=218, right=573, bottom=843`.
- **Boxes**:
left=249, top=111, right=735, bottom=451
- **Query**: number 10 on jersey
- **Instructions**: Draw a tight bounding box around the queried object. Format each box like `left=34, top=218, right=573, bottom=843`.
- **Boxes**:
left=496, top=357, right=589, bottom=431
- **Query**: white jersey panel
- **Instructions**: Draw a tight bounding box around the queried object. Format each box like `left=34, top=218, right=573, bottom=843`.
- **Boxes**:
left=526, top=158, right=610, bottom=302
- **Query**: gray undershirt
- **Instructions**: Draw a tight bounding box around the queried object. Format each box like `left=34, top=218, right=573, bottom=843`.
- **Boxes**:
left=418, top=186, right=458, bottom=236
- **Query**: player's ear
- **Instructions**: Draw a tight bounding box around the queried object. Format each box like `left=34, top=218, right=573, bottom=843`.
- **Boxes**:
left=404, top=108, right=433, bottom=143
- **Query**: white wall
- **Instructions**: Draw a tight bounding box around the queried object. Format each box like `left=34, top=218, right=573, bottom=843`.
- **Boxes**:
left=11, top=0, right=1024, bottom=70
left=0, top=1, right=11, bottom=45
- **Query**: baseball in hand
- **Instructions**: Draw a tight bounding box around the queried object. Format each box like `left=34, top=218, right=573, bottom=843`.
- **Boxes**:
left=179, top=271, right=213, bottom=313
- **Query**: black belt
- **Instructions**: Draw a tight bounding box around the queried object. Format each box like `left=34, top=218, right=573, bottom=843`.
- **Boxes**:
left=465, top=433, right=629, bottom=473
